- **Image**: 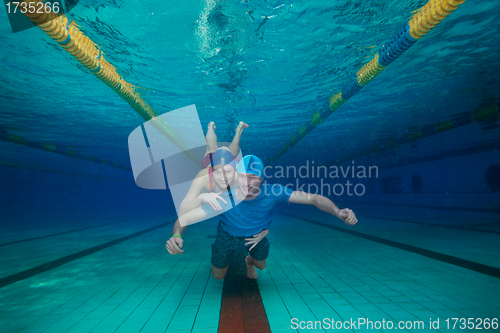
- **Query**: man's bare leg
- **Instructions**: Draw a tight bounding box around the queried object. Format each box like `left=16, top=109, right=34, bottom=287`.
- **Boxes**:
left=211, top=265, right=229, bottom=280
left=245, top=255, right=266, bottom=279
left=204, top=121, right=218, bottom=157
left=228, top=121, right=249, bottom=157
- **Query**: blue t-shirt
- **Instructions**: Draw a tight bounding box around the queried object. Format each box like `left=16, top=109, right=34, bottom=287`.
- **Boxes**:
left=200, top=184, right=293, bottom=237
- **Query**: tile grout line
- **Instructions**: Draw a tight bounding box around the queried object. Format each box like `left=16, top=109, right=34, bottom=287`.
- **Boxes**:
left=277, top=212, right=500, bottom=279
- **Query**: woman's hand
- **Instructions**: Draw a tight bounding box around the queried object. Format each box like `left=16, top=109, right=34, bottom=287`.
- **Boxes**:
left=166, top=236, right=184, bottom=255
left=245, top=229, right=269, bottom=251
left=198, top=192, right=227, bottom=210
left=337, top=208, right=358, bottom=225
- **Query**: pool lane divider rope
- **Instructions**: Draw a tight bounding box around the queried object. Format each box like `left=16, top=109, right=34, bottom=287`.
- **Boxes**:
left=0, top=130, right=131, bottom=170
left=332, top=102, right=499, bottom=163
left=21, top=0, right=198, bottom=165
left=21, top=2, right=153, bottom=119
left=0, top=220, right=173, bottom=289
left=268, top=0, right=467, bottom=165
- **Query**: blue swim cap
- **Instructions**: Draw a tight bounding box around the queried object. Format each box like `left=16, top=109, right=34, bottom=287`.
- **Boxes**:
left=211, top=148, right=236, bottom=168
left=237, top=155, right=264, bottom=178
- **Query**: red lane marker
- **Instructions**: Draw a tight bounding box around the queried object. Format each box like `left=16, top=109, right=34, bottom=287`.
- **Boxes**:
left=218, top=296, right=244, bottom=333
left=218, top=248, right=271, bottom=333
left=242, top=290, right=271, bottom=333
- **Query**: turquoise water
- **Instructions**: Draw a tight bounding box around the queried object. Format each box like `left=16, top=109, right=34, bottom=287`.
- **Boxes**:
left=1, top=0, right=499, bottom=167
left=1, top=0, right=500, bottom=332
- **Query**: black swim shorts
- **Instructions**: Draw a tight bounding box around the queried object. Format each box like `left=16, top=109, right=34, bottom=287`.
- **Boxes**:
left=211, top=221, right=270, bottom=269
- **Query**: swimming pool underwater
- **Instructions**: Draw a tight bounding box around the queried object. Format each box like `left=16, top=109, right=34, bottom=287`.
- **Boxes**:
left=0, top=0, right=500, bottom=332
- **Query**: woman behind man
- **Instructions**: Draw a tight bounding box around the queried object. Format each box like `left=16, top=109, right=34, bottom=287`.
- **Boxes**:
left=177, top=121, right=249, bottom=216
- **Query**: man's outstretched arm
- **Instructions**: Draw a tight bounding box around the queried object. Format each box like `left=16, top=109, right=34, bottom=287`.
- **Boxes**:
left=289, top=191, right=358, bottom=225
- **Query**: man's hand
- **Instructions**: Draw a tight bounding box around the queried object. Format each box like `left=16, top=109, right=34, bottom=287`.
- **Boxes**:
left=245, top=229, right=269, bottom=251
left=166, top=236, right=184, bottom=254
left=198, top=192, right=227, bottom=210
left=337, top=208, right=358, bottom=225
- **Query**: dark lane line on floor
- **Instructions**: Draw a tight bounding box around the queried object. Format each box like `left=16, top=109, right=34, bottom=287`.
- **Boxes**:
left=0, top=221, right=173, bottom=289
left=0, top=216, right=141, bottom=234
left=341, top=201, right=500, bottom=213
left=357, top=214, right=500, bottom=235
left=278, top=213, right=500, bottom=279
left=0, top=218, right=140, bottom=248
left=0, top=220, right=93, bottom=234
left=218, top=247, right=271, bottom=333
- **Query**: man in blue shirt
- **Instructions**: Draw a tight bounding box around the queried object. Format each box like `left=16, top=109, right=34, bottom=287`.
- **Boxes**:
left=166, top=155, right=358, bottom=280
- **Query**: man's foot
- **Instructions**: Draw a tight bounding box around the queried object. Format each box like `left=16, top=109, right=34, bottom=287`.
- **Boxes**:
left=236, top=121, right=249, bottom=134
left=208, top=121, right=216, bottom=130
left=245, top=255, right=258, bottom=279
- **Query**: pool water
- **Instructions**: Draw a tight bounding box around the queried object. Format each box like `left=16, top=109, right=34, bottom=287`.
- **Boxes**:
left=0, top=0, right=499, bottom=332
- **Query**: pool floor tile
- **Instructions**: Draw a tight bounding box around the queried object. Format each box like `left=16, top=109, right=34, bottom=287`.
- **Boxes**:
left=1, top=214, right=499, bottom=332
